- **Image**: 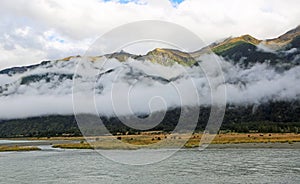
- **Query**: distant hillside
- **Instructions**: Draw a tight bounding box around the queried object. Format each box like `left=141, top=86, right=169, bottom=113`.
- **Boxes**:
left=0, top=101, right=299, bottom=137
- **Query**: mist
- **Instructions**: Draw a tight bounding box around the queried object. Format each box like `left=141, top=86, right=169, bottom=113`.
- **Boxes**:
left=0, top=54, right=299, bottom=119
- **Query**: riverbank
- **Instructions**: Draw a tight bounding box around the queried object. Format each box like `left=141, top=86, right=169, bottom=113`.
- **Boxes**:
left=52, top=133, right=300, bottom=150
left=1, top=133, right=300, bottom=151
left=0, top=145, right=40, bottom=152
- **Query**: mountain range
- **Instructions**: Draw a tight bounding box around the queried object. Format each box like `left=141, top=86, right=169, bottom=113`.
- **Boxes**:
left=2, top=25, right=300, bottom=75
left=0, top=25, right=300, bottom=137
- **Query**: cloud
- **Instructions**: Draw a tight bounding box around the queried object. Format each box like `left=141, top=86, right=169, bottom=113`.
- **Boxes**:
left=0, top=0, right=300, bottom=69
left=0, top=54, right=299, bottom=119
left=256, top=43, right=276, bottom=53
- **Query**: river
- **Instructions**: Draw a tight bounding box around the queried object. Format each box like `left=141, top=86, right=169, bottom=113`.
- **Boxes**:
left=0, top=146, right=299, bottom=184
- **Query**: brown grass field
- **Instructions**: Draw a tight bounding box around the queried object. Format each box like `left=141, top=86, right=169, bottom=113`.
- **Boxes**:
left=0, top=145, right=41, bottom=152
left=51, top=133, right=300, bottom=150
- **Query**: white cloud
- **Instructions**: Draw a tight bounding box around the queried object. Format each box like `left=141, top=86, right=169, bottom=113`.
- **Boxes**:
left=256, top=43, right=276, bottom=53
left=0, top=54, right=300, bottom=119
left=0, top=0, right=300, bottom=69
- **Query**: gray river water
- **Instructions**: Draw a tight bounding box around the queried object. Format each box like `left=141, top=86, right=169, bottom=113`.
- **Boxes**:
left=0, top=147, right=299, bottom=184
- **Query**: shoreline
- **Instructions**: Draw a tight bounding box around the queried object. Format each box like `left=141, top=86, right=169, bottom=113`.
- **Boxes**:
left=0, top=145, right=41, bottom=152
left=1, top=142, right=299, bottom=152
left=1, top=133, right=300, bottom=151
left=206, top=142, right=300, bottom=149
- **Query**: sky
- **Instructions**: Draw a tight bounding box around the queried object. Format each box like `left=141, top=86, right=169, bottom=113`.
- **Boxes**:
left=0, top=0, right=300, bottom=69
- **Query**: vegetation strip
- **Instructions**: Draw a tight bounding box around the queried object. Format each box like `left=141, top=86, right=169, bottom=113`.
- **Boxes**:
left=52, top=133, right=300, bottom=150
left=0, top=145, right=41, bottom=152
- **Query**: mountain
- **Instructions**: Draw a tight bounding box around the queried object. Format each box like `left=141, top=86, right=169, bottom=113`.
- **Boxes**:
left=191, top=25, right=300, bottom=68
left=265, top=25, right=300, bottom=49
left=209, top=34, right=262, bottom=54
left=108, top=25, right=300, bottom=68
left=141, top=48, right=196, bottom=66
left=1, top=25, right=300, bottom=74
left=0, top=25, right=300, bottom=137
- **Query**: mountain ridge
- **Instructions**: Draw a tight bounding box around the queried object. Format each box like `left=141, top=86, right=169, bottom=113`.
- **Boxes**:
left=1, top=25, right=300, bottom=73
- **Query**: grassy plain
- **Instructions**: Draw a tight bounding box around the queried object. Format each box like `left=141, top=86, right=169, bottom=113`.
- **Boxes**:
left=52, top=133, right=300, bottom=150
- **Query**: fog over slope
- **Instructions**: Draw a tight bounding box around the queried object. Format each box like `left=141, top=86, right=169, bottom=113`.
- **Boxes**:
left=0, top=50, right=299, bottom=119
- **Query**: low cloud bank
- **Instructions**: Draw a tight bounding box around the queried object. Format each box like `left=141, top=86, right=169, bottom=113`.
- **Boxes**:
left=0, top=54, right=299, bottom=119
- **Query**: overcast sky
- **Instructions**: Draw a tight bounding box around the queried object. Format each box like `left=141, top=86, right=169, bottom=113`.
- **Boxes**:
left=0, top=0, right=299, bottom=69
